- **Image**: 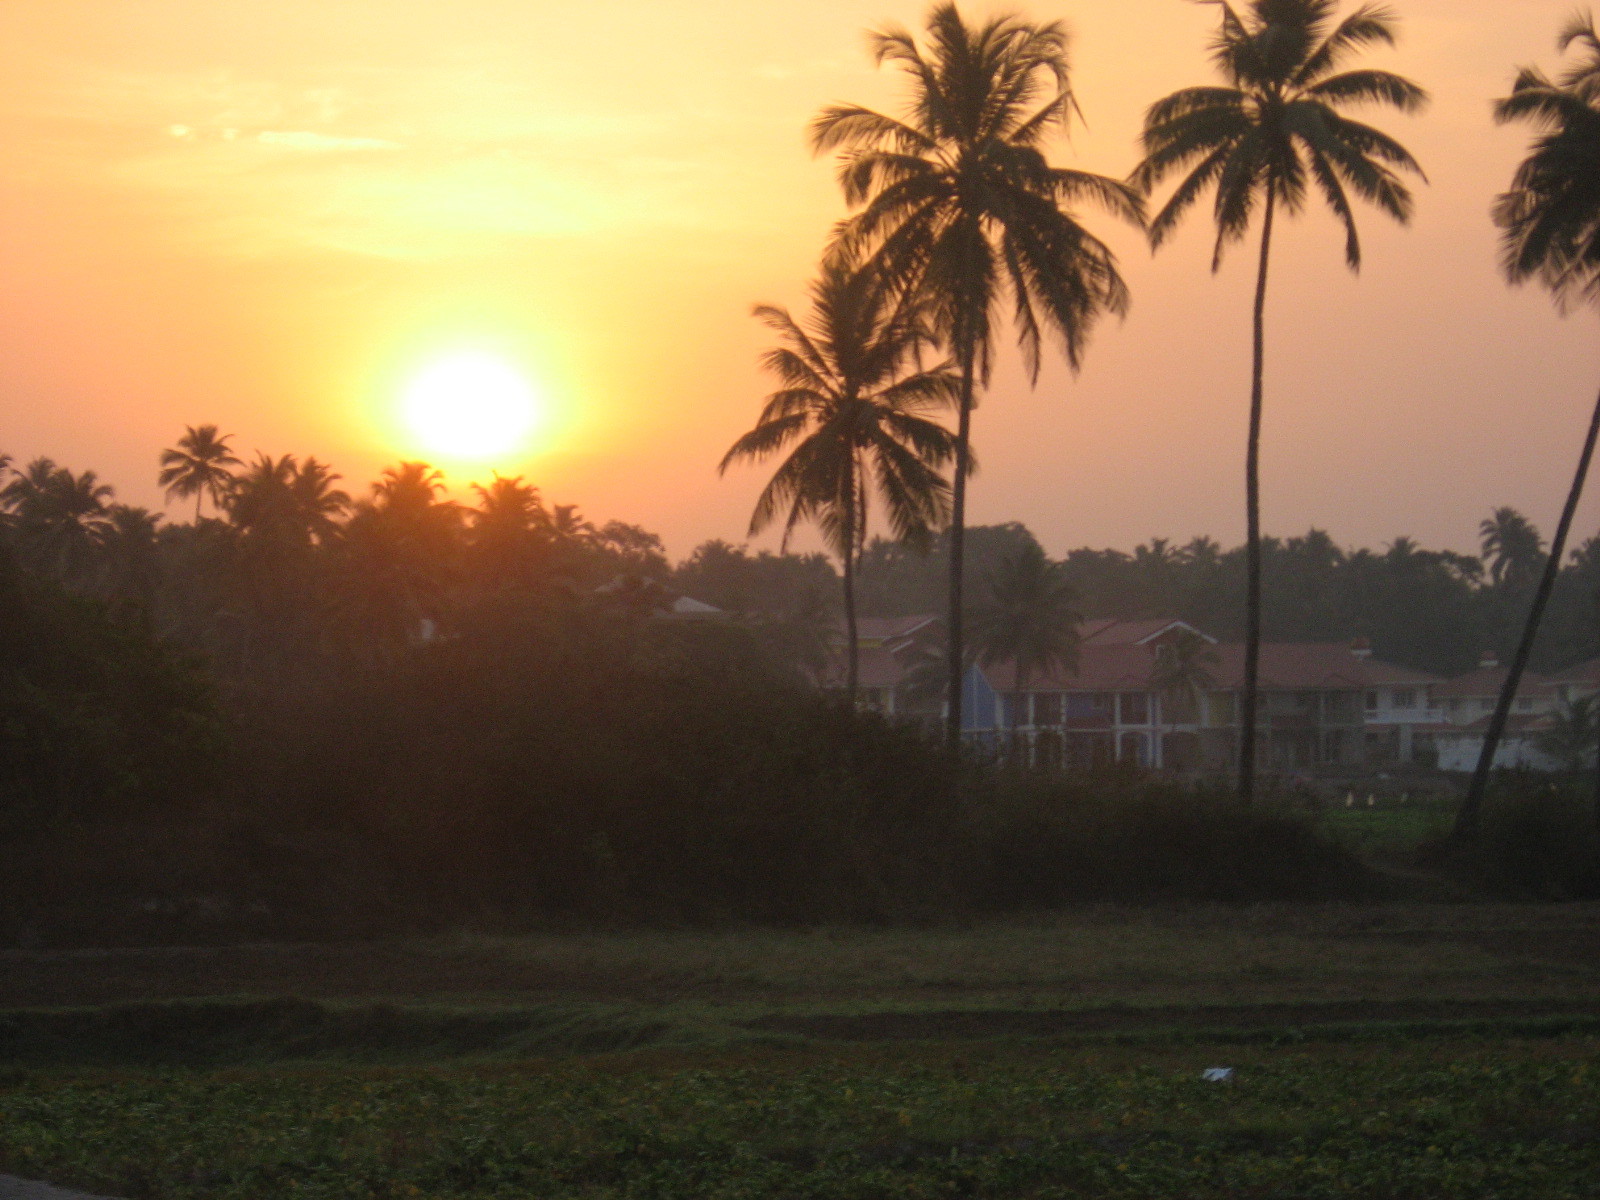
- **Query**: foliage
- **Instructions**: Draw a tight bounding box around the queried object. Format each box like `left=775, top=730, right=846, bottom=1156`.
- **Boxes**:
left=5, top=1039, right=1600, bottom=1198
left=0, top=548, right=222, bottom=830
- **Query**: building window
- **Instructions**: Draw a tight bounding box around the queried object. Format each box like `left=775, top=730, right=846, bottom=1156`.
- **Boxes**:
left=1394, top=689, right=1416, bottom=709
left=1120, top=692, right=1150, bottom=724
left=1365, top=691, right=1378, bottom=710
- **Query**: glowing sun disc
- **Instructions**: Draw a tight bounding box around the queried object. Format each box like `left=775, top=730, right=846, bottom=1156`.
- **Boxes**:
left=401, top=351, right=541, bottom=459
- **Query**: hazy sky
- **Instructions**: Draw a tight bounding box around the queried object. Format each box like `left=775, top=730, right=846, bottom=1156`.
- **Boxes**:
left=3, top=0, right=1598, bottom=560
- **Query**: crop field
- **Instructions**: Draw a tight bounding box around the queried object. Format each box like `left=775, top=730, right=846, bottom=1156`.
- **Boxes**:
left=4, top=1037, right=1600, bottom=1198
left=6, top=903, right=1600, bottom=1198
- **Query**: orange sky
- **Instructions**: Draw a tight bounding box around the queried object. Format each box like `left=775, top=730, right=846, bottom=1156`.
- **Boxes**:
left=3, top=0, right=1598, bottom=560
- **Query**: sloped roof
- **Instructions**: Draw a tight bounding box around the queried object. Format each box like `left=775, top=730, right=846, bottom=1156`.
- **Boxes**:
left=1080, top=617, right=1217, bottom=646
left=856, top=614, right=941, bottom=643
left=1432, top=665, right=1558, bottom=699
left=977, top=641, right=1430, bottom=693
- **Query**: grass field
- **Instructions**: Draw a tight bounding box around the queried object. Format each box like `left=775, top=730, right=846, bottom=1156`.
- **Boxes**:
left=6, top=902, right=1600, bottom=1196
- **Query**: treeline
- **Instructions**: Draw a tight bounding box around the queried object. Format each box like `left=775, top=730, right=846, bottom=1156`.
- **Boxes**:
left=4, top=442, right=1597, bottom=688
left=857, top=513, right=1600, bottom=678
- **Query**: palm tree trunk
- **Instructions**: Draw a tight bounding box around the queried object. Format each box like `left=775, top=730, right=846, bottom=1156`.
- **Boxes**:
left=843, top=475, right=859, bottom=705
left=1457, top=377, right=1600, bottom=840
left=1239, top=189, right=1276, bottom=806
left=946, top=347, right=976, bottom=748
left=196, top=492, right=203, bottom=523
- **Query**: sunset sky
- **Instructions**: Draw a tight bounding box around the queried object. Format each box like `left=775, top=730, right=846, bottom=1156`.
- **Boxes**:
left=3, top=0, right=1598, bottom=560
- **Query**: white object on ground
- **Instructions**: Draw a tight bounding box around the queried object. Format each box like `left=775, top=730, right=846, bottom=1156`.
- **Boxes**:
left=1201, top=1067, right=1234, bottom=1082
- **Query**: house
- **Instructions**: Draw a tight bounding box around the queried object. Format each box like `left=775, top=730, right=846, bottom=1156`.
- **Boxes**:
left=1430, top=653, right=1562, bottom=771
left=828, top=613, right=1594, bottom=775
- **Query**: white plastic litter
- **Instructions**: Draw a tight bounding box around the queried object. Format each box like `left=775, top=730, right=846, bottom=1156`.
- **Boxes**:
left=1201, top=1068, right=1234, bottom=1082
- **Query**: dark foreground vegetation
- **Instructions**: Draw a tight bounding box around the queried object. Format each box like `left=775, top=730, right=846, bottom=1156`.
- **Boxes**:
left=2, top=534, right=1379, bottom=946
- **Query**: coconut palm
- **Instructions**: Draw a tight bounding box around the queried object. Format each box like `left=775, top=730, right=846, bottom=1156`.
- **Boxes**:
left=1459, top=15, right=1600, bottom=837
left=1150, top=629, right=1220, bottom=769
left=721, top=257, right=960, bottom=701
left=1479, top=506, right=1545, bottom=590
left=812, top=2, right=1141, bottom=741
left=1130, top=0, right=1427, bottom=802
left=1, top=457, right=115, bottom=583
left=968, top=540, right=1081, bottom=759
left=290, top=457, right=351, bottom=545
left=159, top=425, right=241, bottom=521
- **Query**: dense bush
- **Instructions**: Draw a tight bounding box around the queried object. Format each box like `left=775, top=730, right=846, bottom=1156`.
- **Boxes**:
left=1461, top=779, right=1600, bottom=900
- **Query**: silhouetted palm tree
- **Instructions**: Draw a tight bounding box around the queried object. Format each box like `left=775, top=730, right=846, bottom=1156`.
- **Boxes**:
left=1479, top=506, right=1545, bottom=589
left=720, top=257, right=960, bottom=701
left=1131, top=0, right=1427, bottom=802
left=159, top=425, right=241, bottom=521
left=291, top=457, right=351, bottom=545
left=2, top=457, right=115, bottom=583
left=968, top=541, right=1080, bottom=757
left=812, top=2, right=1141, bottom=740
left=1460, top=15, right=1600, bottom=837
left=470, top=473, right=553, bottom=587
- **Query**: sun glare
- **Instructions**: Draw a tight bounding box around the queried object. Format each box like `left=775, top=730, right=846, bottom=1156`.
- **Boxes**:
left=400, top=351, right=542, bottom=461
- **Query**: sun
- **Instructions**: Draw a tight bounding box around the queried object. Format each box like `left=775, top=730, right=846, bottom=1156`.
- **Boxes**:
left=400, top=351, right=543, bottom=461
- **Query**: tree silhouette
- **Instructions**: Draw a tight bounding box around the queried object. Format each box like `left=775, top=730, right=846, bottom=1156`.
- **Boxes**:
left=721, top=257, right=960, bottom=700
left=1460, top=15, right=1600, bottom=837
left=1479, top=506, right=1545, bottom=589
left=968, top=541, right=1081, bottom=756
left=812, top=1, right=1140, bottom=740
left=159, top=425, right=241, bottom=521
left=1, top=457, right=115, bottom=584
left=1131, top=0, right=1427, bottom=802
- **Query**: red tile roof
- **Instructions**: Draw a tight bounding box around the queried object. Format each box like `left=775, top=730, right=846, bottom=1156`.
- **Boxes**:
left=1431, top=666, right=1558, bottom=699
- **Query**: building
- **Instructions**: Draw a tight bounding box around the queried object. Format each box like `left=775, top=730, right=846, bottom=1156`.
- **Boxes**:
left=830, top=614, right=1594, bottom=775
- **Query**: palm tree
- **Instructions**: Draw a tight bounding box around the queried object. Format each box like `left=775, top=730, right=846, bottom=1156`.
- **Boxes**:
left=968, top=541, right=1081, bottom=759
left=1150, top=629, right=1220, bottom=770
left=1534, top=693, right=1598, bottom=776
left=2, top=457, right=115, bottom=583
left=722, top=258, right=960, bottom=701
left=291, top=457, right=351, bottom=545
left=159, top=425, right=241, bottom=521
left=470, top=473, right=553, bottom=587
left=1458, top=15, right=1600, bottom=838
left=1479, top=506, right=1545, bottom=589
left=1130, top=0, right=1427, bottom=802
left=812, top=2, right=1141, bottom=742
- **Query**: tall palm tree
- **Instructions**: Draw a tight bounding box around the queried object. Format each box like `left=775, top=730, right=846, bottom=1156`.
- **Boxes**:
left=968, top=540, right=1080, bottom=758
left=1458, top=15, right=1600, bottom=838
left=1131, top=0, right=1427, bottom=802
left=159, top=425, right=241, bottom=521
left=812, top=2, right=1141, bottom=742
left=470, top=473, right=553, bottom=587
left=721, top=257, right=960, bottom=701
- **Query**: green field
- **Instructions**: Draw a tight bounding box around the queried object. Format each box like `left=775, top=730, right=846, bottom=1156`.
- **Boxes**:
left=6, top=1037, right=1600, bottom=1198
left=6, top=903, right=1600, bottom=1197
